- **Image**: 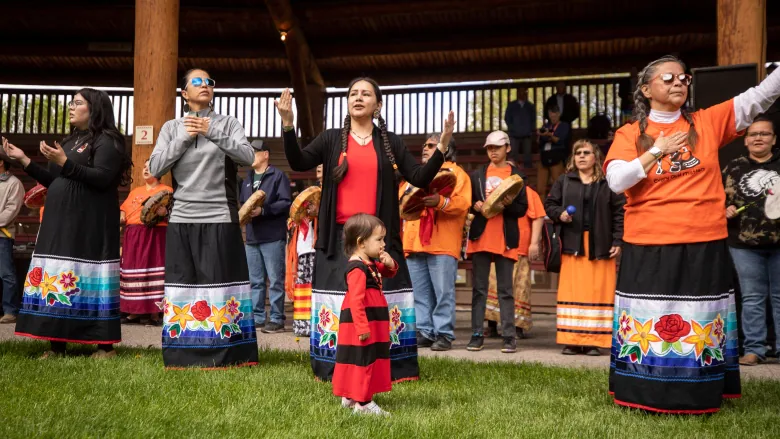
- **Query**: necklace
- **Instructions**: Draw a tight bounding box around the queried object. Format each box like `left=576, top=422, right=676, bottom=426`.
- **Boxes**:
left=358, top=257, right=382, bottom=287
left=350, top=130, right=372, bottom=146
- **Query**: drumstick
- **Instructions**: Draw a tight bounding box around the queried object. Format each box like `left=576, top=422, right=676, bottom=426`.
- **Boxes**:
left=735, top=189, right=775, bottom=214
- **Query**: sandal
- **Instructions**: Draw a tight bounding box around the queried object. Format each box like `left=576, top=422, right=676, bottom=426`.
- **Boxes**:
left=584, top=347, right=602, bottom=356
left=91, top=349, right=117, bottom=359
left=121, top=314, right=141, bottom=324
left=39, top=350, right=63, bottom=359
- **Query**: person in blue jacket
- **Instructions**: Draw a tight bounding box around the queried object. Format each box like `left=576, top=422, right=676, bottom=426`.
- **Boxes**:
left=240, top=140, right=292, bottom=333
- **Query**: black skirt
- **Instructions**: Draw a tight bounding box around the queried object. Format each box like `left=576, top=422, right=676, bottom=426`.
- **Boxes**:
left=609, top=239, right=741, bottom=414
left=310, top=225, right=419, bottom=383
left=161, top=223, right=258, bottom=368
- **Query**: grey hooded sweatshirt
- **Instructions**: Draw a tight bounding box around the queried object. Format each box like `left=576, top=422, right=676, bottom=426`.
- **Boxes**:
left=148, top=109, right=254, bottom=223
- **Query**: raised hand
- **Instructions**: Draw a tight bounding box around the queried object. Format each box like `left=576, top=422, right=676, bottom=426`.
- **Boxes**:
left=378, top=251, right=395, bottom=269
left=2, top=137, right=29, bottom=166
left=438, top=111, right=456, bottom=154
left=40, top=141, right=67, bottom=166
left=274, top=88, right=295, bottom=127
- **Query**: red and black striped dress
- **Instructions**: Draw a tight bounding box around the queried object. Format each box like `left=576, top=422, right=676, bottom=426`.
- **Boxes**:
left=332, top=258, right=397, bottom=402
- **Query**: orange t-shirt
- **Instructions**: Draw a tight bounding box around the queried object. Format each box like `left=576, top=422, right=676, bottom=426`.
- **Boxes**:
left=604, top=99, right=739, bottom=245
left=517, top=187, right=545, bottom=257
left=467, top=164, right=517, bottom=261
left=120, top=184, right=174, bottom=226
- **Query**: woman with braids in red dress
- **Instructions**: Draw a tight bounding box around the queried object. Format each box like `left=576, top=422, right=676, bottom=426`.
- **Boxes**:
left=276, top=78, right=454, bottom=383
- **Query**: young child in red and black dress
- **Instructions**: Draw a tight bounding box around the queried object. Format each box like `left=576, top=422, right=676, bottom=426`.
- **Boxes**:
left=333, top=213, right=397, bottom=416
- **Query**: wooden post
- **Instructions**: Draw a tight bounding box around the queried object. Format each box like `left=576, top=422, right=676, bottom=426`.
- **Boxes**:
left=307, top=84, right=326, bottom=135
left=132, top=0, right=179, bottom=188
left=717, top=0, right=766, bottom=79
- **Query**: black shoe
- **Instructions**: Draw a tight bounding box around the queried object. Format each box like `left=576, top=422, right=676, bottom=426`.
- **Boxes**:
left=561, top=346, right=581, bottom=355
left=516, top=327, right=525, bottom=339
left=254, top=322, right=266, bottom=329
left=466, top=334, right=484, bottom=351
left=430, top=336, right=452, bottom=351
left=261, top=322, right=285, bottom=334
left=584, top=347, right=602, bottom=356
left=417, top=334, right=434, bottom=348
left=501, top=337, right=517, bottom=353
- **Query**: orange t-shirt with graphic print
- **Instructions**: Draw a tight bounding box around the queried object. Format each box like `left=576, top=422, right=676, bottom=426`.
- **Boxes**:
left=120, top=184, right=174, bottom=226
left=604, top=99, right=740, bottom=245
left=467, top=164, right=517, bottom=261
left=518, top=187, right=546, bottom=257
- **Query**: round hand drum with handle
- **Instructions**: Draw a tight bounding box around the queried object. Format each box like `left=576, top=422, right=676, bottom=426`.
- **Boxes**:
left=239, top=190, right=267, bottom=226
left=289, top=186, right=321, bottom=225
left=399, top=169, right=457, bottom=221
left=140, top=189, right=174, bottom=227
left=23, top=184, right=47, bottom=209
left=481, top=174, right=524, bottom=219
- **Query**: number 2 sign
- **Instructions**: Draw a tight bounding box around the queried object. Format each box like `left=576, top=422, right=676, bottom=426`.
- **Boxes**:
left=135, top=126, right=154, bottom=145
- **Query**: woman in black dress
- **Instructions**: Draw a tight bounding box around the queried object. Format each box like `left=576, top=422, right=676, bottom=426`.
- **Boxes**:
left=3, top=88, right=132, bottom=358
left=276, top=78, right=454, bottom=382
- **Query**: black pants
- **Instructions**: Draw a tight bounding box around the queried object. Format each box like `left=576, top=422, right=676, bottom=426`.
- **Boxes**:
left=471, top=252, right=515, bottom=338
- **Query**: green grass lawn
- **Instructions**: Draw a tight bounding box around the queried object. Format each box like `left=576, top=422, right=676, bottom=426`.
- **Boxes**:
left=1, top=341, right=779, bottom=438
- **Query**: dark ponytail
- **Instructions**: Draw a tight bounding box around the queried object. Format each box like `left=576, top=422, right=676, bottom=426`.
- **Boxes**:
left=332, top=114, right=351, bottom=184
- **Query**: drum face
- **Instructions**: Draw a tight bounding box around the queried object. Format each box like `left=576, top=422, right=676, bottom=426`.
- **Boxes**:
left=399, top=171, right=457, bottom=221
left=290, top=186, right=322, bottom=224
left=482, top=175, right=524, bottom=219
left=239, top=190, right=266, bottom=225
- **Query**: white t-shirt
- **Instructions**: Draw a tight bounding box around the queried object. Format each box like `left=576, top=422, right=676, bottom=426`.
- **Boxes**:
left=297, top=219, right=315, bottom=255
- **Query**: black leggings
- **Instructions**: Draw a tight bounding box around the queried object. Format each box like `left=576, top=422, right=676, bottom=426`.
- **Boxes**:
left=50, top=342, right=113, bottom=353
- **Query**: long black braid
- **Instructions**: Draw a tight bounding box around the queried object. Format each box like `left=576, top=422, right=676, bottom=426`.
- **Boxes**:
left=332, top=77, right=398, bottom=184
left=633, top=55, right=698, bottom=155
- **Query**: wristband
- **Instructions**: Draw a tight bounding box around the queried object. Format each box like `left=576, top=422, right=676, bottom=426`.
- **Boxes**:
left=282, top=125, right=294, bottom=132
left=648, top=146, right=663, bottom=159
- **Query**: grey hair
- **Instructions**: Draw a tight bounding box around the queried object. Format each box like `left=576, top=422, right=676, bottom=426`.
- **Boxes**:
left=424, top=132, right=456, bottom=162
left=633, top=55, right=698, bottom=154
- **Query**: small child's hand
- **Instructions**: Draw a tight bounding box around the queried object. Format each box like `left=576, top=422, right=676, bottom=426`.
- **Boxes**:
left=359, top=332, right=370, bottom=341
left=378, top=251, right=395, bottom=268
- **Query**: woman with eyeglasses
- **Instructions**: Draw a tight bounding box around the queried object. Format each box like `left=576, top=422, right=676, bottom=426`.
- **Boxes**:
left=148, top=68, right=258, bottom=369
left=605, top=55, right=780, bottom=414
left=544, top=140, right=625, bottom=357
left=276, top=78, right=454, bottom=388
left=2, top=89, right=132, bottom=358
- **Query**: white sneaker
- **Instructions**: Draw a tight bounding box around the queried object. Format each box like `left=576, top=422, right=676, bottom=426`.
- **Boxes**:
left=341, top=397, right=356, bottom=408
left=353, top=401, right=390, bottom=416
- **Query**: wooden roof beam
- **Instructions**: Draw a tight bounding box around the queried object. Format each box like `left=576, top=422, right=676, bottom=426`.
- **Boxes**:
left=264, top=0, right=325, bottom=141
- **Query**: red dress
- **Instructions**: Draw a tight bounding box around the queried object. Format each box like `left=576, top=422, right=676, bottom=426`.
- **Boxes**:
left=332, top=258, right=397, bottom=402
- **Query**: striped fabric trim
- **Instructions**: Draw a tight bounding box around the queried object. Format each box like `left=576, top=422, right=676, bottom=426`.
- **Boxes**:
left=34, top=253, right=120, bottom=264
left=616, top=290, right=732, bottom=301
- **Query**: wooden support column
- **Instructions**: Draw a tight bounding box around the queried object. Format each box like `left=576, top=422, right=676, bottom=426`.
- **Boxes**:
left=307, top=83, right=326, bottom=134
left=132, top=0, right=179, bottom=188
left=717, top=0, right=767, bottom=79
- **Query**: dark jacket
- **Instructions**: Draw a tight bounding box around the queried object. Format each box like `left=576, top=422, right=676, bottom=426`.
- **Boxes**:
left=544, top=172, right=625, bottom=260
left=538, top=120, right=571, bottom=167
left=544, top=93, right=581, bottom=124
left=722, top=148, right=780, bottom=249
left=283, top=126, right=444, bottom=258
left=239, top=165, right=292, bottom=244
left=468, top=164, right=529, bottom=249
left=504, top=100, right=536, bottom=138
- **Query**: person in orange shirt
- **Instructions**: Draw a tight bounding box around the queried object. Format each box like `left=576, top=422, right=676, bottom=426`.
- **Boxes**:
left=485, top=186, right=545, bottom=339
left=119, top=160, right=172, bottom=325
left=402, top=134, right=471, bottom=351
left=605, top=55, right=780, bottom=414
left=466, top=130, right=528, bottom=353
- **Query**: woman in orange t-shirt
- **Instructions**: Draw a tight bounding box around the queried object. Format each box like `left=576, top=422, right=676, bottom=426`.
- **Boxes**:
left=604, top=55, right=780, bottom=414
left=118, top=160, right=172, bottom=325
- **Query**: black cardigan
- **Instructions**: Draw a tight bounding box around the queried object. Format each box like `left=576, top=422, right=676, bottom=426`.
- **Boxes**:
left=467, top=164, right=529, bottom=249
left=283, top=126, right=444, bottom=258
left=544, top=172, right=625, bottom=260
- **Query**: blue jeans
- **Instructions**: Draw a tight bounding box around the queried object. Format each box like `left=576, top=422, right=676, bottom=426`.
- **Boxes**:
left=0, top=238, right=18, bottom=315
left=407, top=253, right=458, bottom=341
left=729, top=247, right=780, bottom=358
left=246, top=240, right=286, bottom=325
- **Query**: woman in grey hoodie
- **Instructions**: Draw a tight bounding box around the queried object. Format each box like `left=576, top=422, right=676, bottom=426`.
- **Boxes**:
left=149, top=68, right=258, bottom=369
